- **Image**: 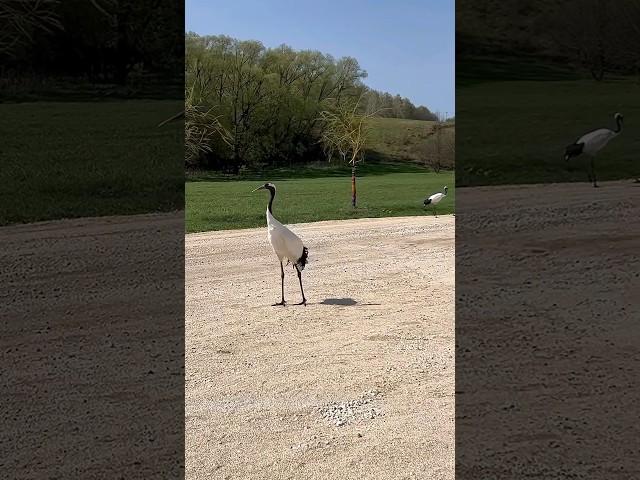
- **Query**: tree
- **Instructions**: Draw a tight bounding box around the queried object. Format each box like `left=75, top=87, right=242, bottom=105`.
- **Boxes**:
left=183, top=86, right=232, bottom=166
left=548, top=0, right=615, bottom=81
left=0, top=0, right=62, bottom=59
left=320, top=95, right=375, bottom=207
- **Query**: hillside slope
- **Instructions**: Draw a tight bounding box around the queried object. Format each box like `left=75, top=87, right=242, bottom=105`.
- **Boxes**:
left=366, top=117, right=454, bottom=168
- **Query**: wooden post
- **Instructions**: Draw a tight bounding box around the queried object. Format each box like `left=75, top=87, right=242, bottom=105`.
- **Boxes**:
left=351, top=165, right=357, bottom=208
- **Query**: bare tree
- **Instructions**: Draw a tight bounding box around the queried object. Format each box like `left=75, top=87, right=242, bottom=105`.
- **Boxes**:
left=183, top=85, right=233, bottom=166
left=549, top=0, right=615, bottom=81
left=0, top=0, right=62, bottom=58
left=319, top=95, right=376, bottom=207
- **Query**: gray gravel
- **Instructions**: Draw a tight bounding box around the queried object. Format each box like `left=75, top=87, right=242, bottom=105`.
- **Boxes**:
left=319, top=390, right=384, bottom=426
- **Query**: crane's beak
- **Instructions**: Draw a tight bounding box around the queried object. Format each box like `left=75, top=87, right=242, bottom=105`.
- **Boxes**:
left=252, top=185, right=266, bottom=192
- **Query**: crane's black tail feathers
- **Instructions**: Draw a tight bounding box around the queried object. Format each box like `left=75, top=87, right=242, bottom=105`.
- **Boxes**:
left=564, top=142, right=584, bottom=161
left=297, top=246, right=309, bottom=270
left=423, top=198, right=432, bottom=206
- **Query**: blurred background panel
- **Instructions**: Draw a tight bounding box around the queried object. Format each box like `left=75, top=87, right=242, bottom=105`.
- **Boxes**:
left=1, top=1, right=185, bottom=478
left=456, top=1, right=640, bottom=478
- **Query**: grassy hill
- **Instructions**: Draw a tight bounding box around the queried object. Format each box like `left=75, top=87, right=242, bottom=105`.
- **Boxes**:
left=366, top=117, right=454, bottom=166
left=366, top=117, right=433, bottom=162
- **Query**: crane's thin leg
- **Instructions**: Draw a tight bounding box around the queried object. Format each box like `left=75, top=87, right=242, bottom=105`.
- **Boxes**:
left=272, top=261, right=286, bottom=306
left=591, top=158, right=598, bottom=187
left=294, top=266, right=306, bottom=306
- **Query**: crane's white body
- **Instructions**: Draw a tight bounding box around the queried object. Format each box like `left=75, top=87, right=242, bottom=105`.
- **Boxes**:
left=564, top=113, right=623, bottom=188
left=254, top=182, right=308, bottom=306
left=576, top=128, right=620, bottom=156
left=266, top=208, right=305, bottom=268
left=423, top=186, right=448, bottom=216
left=427, top=192, right=446, bottom=205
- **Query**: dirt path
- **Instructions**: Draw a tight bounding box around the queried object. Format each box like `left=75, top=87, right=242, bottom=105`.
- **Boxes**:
left=456, top=180, right=640, bottom=478
left=186, top=215, right=455, bottom=480
left=1, top=212, right=184, bottom=478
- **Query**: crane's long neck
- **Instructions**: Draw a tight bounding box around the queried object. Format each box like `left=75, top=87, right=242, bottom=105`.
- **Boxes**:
left=267, top=186, right=276, bottom=214
left=615, top=116, right=623, bottom=133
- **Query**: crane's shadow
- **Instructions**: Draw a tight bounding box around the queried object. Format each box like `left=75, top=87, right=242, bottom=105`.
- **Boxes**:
left=318, top=298, right=381, bottom=307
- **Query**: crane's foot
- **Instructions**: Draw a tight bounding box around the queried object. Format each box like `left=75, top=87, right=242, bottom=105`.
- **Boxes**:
left=272, top=300, right=286, bottom=307
left=295, top=299, right=307, bottom=306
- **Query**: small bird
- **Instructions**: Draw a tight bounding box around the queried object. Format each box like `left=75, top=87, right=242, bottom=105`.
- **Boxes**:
left=564, top=112, right=623, bottom=187
left=424, top=186, right=448, bottom=216
left=253, top=183, right=308, bottom=306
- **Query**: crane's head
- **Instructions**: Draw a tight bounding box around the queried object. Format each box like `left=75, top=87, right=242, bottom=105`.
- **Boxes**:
left=252, top=182, right=276, bottom=193
left=614, top=113, right=623, bottom=133
left=443, top=186, right=448, bottom=194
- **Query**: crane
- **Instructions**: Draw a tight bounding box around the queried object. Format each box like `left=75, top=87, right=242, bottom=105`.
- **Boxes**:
left=424, top=186, right=448, bottom=217
left=564, top=113, right=623, bottom=187
left=253, top=183, right=308, bottom=306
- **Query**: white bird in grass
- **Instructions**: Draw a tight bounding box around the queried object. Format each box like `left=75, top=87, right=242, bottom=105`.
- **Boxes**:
left=423, top=186, right=448, bottom=216
left=253, top=183, right=308, bottom=306
left=564, top=112, right=623, bottom=187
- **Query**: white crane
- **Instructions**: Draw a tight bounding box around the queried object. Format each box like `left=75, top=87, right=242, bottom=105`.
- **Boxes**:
left=253, top=183, right=308, bottom=306
left=564, top=112, right=623, bottom=187
left=423, top=186, right=448, bottom=216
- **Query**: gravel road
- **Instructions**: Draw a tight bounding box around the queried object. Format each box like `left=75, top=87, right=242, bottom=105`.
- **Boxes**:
left=186, top=215, right=455, bottom=480
left=1, top=213, right=184, bottom=478
left=456, top=180, right=640, bottom=478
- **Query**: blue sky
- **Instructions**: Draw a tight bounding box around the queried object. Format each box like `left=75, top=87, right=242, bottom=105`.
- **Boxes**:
left=186, top=0, right=455, bottom=116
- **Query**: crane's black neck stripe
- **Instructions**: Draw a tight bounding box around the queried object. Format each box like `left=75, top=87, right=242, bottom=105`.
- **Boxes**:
left=615, top=116, right=623, bottom=133
left=266, top=185, right=276, bottom=214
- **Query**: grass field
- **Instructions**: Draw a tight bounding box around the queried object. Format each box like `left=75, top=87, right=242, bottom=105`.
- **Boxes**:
left=0, top=100, right=183, bottom=226
left=457, top=78, right=640, bottom=186
left=186, top=171, right=454, bottom=232
left=186, top=172, right=455, bottom=232
left=186, top=116, right=455, bottom=232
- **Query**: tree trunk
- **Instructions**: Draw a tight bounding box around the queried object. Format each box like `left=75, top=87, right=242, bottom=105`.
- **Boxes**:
left=351, top=165, right=357, bottom=208
left=590, top=63, right=605, bottom=81
left=436, top=122, right=442, bottom=173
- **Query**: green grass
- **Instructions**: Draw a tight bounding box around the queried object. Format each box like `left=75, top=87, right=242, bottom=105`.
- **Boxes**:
left=186, top=171, right=454, bottom=232
left=186, top=116, right=455, bottom=232
left=367, top=117, right=454, bottom=164
left=457, top=78, right=640, bottom=186
left=186, top=159, right=430, bottom=182
left=1, top=100, right=184, bottom=225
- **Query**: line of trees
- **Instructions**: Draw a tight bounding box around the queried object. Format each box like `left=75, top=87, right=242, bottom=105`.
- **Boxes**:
left=363, top=90, right=436, bottom=121
left=185, top=33, right=436, bottom=172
